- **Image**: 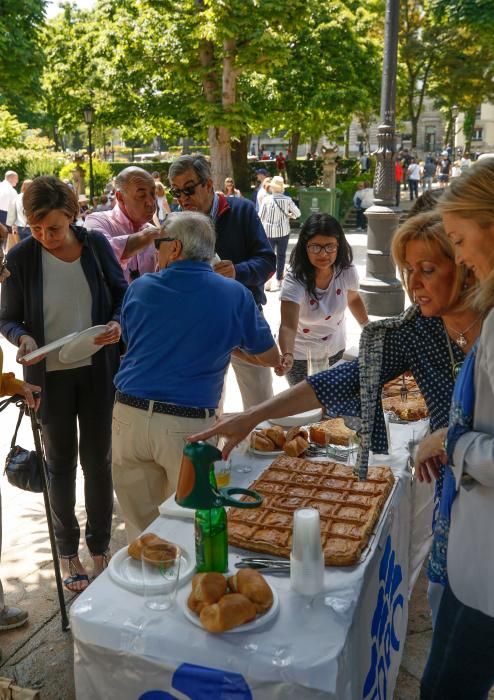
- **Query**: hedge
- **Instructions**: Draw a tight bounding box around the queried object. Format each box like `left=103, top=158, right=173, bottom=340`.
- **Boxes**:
left=0, top=149, right=67, bottom=182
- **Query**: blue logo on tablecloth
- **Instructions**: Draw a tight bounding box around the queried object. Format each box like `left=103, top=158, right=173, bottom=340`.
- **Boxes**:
left=138, top=662, right=252, bottom=699
left=362, top=535, right=404, bottom=700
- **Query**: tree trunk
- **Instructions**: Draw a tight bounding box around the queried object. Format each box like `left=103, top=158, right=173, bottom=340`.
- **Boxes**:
left=181, top=137, right=192, bottom=154
left=231, top=134, right=250, bottom=193
left=344, top=125, right=350, bottom=158
left=410, top=114, right=418, bottom=149
left=463, top=107, right=476, bottom=156
left=310, top=137, right=318, bottom=155
left=290, top=131, right=300, bottom=159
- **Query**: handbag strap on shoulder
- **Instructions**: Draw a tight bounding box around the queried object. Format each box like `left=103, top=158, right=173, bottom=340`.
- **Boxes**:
left=10, top=405, right=25, bottom=449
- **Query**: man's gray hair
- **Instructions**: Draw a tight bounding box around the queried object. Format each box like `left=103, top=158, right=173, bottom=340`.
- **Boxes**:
left=162, top=211, right=215, bottom=262
left=168, top=155, right=211, bottom=183
left=5, top=171, right=17, bottom=180
left=115, top=166, right=154, bottom=192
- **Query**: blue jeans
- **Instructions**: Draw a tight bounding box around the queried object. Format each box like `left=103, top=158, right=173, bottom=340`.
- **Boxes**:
left=268, top=234, right=290, bottom=281
left=408, top=178, right=419, bottom=200
left=421, top=582, right=494, bottom=699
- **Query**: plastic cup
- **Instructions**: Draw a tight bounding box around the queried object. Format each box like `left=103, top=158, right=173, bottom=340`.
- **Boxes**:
left=290, top=508, right=324, bottom=596
left=141, top=544, right=181, bottom=611
left=306, top=347, right=329, bottom=377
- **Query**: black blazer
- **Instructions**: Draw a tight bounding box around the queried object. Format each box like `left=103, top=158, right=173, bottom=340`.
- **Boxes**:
left=0, top=226, right=128, bottom=420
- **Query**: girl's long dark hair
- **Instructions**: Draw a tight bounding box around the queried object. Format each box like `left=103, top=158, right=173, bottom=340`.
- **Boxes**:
left=289, top=213, right=353, bottom=302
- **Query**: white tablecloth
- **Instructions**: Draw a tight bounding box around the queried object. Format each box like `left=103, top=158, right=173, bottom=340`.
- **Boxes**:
left=71, top=420, right=431, bottom=700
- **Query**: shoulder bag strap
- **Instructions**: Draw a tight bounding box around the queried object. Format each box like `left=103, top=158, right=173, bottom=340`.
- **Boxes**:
left=273, top=197, right=290, bottom=219
left=86, top=233, right=112, bottom=309
left=10, top=405, right=25, bottom=449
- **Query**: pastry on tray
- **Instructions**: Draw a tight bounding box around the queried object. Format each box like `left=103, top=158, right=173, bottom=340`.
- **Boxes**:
left=309, top=417, right=356, bottom=446
left=382, top=374, right=421, bottom=398
left=250, top=426, right=308, bottom=456
left=187, top=569, right=274, bottom=633
left=382, top=395, right=429, bottom=421
left=228, top=455, right=394, bottom=566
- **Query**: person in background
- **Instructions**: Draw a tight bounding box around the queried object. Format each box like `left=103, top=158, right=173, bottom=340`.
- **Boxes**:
left=395, top=159, right=403, bottom=206
left=275, top=152, right=287, bottom=180
left=407, top=157, right=421, bottom=201
left=359, top=181, right=374, bottom=229
left=353, top=182, right=366, bottom=229
left=94, top=194, right=112, bottom=212
left=223, top=177, right=241, bottom=198
left=0, top=253, right=40, bottom=635
left=277, top=213, right=368, bottom=385
left=6, top=179, right=32, bottom=243
left=84, top=166, right=160, bottom=282
left=253, top=168, right=269, bottom=211
left=112, top=212, right=279, bottom=539
left=0, top=171, right=18, bottom=229
left=0, top=177, right=127, bottom=593
left=168, top=155, right=276, bottom=409
left=416, top=159, right=494, bottom=699
left=437, top=154, right=451, bottom=188
left=155, top=182, right=171, bottom=224
left=259, top=175, right=300, bottom=292
left=422, top=156, right=436, bottom=191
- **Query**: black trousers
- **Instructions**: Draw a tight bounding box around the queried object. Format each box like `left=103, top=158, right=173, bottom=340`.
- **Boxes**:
left=41, top=366, right=114, bottom=557
left=287, top=350, right=344, bottom=386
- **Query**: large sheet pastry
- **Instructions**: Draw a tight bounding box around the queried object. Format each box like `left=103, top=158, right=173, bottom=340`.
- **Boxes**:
left=382, top=374, right=421, bottom=398
left=228, top=456, right=394, bottom=566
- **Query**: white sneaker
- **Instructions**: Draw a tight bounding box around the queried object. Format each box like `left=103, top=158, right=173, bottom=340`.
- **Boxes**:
left=265, top=279, right=272, bottom=292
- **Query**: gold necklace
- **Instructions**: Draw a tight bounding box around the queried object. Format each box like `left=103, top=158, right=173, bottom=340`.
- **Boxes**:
left=443, top=315, right=481, bottom=348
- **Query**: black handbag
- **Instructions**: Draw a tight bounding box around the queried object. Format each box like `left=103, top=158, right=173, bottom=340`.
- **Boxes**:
left=4, top=405, right=43, bottom=493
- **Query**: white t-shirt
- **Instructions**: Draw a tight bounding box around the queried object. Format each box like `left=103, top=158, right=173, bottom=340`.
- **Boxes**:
left=280, top=265, right=360, bottom=360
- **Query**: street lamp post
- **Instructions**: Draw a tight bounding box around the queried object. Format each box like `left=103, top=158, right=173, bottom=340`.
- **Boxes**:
left=83, top=105, right=95, bottom=201
left=359, top=0, right=404, bottom=316
left=451, top=104, right=459, bottom=156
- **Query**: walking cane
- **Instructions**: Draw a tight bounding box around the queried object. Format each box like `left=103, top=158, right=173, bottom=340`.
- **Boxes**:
left=28, top=406, right=70, bottom=631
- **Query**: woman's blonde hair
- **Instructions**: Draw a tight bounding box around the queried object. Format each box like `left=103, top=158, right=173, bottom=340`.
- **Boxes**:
left=391, top=210, right=470, bottom=307
left=437, top=158, right=494, bottom=313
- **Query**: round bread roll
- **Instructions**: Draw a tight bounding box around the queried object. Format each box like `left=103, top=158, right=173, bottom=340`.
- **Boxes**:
left=283, top=435, right=309, bottom=457
left=199, top=593, right=257, bottom=633
left=128, top=533, right=177, bottom=561
left=285, top=426, right=308, bottom=442
left=263, top=426, right=286, bottom=448
left=250, top=431, right=276, bottom=451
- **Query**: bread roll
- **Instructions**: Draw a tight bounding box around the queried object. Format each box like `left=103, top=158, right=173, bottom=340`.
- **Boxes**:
left=200, top=593, right=257, bottom=633
left=227, top=568, right=274, bottom=614
left=285, top=426, right=308, bottom=442
left=283, top=435, right=309, bottom=457
left=263, top=427, right=286, bottom=448
left=250, top=431, right=276, bottom=451
left=187, top=572, right=228, bottom=613
left=128, top=533, right=178, bottom=562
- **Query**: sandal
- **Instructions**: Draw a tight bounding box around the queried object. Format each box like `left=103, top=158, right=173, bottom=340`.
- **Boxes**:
left=60, top=555, right=89, bottom=593
left=90, top=549, right=111, bottom=579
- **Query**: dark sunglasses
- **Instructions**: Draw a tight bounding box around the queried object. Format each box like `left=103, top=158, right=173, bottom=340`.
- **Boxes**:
left=169, top=180, right=204, bottom=199
left=154, top=236, right=177, bottom=250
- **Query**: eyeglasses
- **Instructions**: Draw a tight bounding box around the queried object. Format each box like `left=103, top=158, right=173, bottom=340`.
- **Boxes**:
left=169, top=180, right=204, bottom=199
left=154, top=236, right=177, bottom=250
left=307, top=243, right=338, bottom=254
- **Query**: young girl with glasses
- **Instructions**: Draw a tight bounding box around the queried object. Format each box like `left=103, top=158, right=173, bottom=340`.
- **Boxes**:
left=277, top=212, right=368, bottom=385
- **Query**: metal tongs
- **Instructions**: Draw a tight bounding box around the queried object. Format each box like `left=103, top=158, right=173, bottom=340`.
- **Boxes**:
left=235, top=557, right=290, bottom=575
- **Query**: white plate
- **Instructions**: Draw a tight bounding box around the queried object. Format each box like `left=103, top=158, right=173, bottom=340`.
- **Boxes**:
left=22, top=332, right=79, bottom=362
left=248, top=447, right=284, bottom=457
left=268, top=408, right=322, bottom=428
left=183, top=585, right=279, bottom=634
left=58, top=325, right=108, bottom=363
left=107, top=543, right=195, bottom=595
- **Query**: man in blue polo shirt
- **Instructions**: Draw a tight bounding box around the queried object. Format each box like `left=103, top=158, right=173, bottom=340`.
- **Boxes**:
left=112, top=211, right=279, bottom=540
left=168, top=155, right=276, bottom=410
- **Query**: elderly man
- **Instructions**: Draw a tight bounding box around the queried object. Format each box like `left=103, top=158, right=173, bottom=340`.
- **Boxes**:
left=84, top=166, right=159, bottom=282
left=112, top=212, right=279, bottom=539
left=168, top=155, right=276, bottom=409
left=0, top=171, right=18, bottom=230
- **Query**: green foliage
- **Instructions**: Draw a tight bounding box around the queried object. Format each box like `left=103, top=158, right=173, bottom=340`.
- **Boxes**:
left=107, top=162, right=171, bottom=180
left=58, top=159, right=112, bottom=196
left=0, top=148, right=65, bottom=181
left=0, top=0, right=46, bottom=119
left=0, top=108, right=27, bottom=148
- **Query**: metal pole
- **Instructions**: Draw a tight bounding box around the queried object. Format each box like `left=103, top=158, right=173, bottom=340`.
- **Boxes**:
left=359, top=0, right=404, bottom=316
left=88, top=123, right=95, bottom=201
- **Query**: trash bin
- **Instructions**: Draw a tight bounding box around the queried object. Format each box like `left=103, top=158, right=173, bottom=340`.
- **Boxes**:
left=297, top=187, right=342, bottom=225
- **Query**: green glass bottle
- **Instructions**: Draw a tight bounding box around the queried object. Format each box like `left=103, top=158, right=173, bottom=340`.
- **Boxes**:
left=194, top=465, right=228, bottom=573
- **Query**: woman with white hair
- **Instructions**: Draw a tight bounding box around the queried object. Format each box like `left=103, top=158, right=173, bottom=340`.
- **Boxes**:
left=259, top=175, right=300, bottom=291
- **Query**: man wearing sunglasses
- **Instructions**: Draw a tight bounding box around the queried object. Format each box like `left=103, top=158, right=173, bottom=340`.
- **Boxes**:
left=85, top=166, right=160, bottom=283
left=168, top=155, right=276, bottom=409
left=112, top=212, right=279, bottom=539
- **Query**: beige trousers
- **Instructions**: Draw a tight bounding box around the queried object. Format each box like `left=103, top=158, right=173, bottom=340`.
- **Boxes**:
left=230, top=355, right=274, bottom=410
left=111, top=401, right=216, bottom=542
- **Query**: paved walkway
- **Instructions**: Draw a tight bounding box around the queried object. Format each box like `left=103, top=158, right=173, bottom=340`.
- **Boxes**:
left=0, top=196, right=462, bottom=698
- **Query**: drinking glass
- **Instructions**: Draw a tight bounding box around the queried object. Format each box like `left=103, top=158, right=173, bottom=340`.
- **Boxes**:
left=141, top=544, right=181, bottom=611
left=306, top=347, right=329, bottom=377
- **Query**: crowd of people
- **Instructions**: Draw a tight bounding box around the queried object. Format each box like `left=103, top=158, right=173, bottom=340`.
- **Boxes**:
left=0, top=154, right=494, bottom=698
